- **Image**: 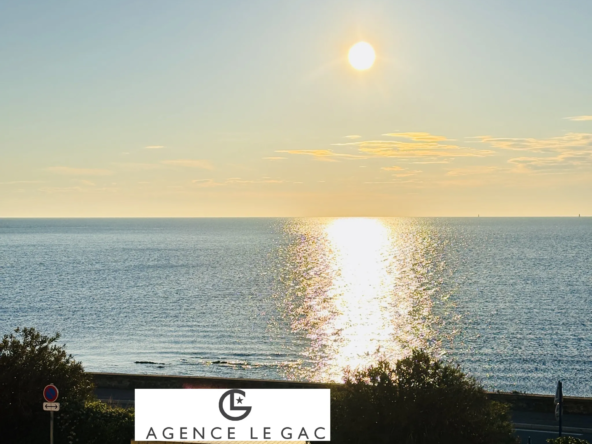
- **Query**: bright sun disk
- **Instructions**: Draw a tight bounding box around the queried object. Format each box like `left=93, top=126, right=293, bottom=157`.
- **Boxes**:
left=348, top=42, right=375, bottom=70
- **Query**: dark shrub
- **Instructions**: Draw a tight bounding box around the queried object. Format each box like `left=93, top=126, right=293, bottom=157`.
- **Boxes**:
left=58, top=400, right=134, bottom=444
left=0, top=327, right=94, bottom=442
left=330, top=349, right=518, bottom=444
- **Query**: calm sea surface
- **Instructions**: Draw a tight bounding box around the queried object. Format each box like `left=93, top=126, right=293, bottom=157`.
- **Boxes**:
left=1, top=218, right=590, bottom=396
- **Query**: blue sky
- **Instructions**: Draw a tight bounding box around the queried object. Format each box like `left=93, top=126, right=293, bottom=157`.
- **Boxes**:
left=1, top=0, right=591, bottom=216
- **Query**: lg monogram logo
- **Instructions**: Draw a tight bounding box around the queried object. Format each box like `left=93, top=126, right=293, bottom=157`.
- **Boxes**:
left=219, top=389, right=252, bottom=421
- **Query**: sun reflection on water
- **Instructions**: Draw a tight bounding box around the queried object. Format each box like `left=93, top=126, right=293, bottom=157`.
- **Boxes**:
left=324, top=218, right=396, bottom=376
left=275, top=218, right=451, bottom=382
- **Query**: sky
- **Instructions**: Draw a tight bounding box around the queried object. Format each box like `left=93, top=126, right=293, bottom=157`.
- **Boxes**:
left=1, top=0, right=591, bottom=217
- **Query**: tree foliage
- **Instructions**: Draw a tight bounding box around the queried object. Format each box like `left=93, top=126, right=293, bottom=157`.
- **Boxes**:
left=59, top=400, right=135, bottom=444
left=0, top=327, right=94, bottom=442
left=330, top=349, right=518, bottom=444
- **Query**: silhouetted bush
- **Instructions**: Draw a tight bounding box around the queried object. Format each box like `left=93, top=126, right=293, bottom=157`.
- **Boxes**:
left=330, top=349, right=518, bottom=444
left=58, top=400, right=134, bottom=444
left=0, top=327, right=95, bottom=442
left=0, top=327, right=134, bottom=443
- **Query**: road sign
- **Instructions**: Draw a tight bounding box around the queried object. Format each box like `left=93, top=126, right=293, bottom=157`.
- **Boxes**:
left=43, top=384, right=59, bottom=403
left=43, top=403, right=60, bottom=412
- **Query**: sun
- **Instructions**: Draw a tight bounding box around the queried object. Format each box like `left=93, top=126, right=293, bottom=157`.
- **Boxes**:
left=348, top=42, right=375, bottom=70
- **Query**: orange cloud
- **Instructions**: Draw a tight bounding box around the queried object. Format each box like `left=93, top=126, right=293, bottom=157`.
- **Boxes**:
left=383, top=132, right=448, bottom=142
left=356, top=141, right=491, bottom=158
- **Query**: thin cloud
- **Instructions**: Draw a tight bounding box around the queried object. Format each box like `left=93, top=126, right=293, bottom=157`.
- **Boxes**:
left=276, top=149, right=367, bottom=161
left=263, top=157, right=287, bottom=160
left=191, top=179, right=223, bottom=187
left=145, top=145, right=165, bottom=149
left=476, top=133, right=592, bottom=152
left=381, top=165, right=421, bottom=177
left=192, top=178, right=283, bottom=187
left=356, top=141, right=492, bottom=158
left=393, top=170, right=421, bottom=178
left=383, top=132, right=448, bottom=142
left=229, top=178, right=283, bottom=184
left=162, top=159, right=214, bottom=169
left=114, top=162, right=162, bottom=171
left=509, top=151, right=592, bottom=173
left=345, top=135, right=362, bottom=139
left=446, top=166, right=502, bottom=176
left=46, top=166, right=113, bottom=176
left=364, top=178, right=421, bottom=184
left=412, top=160, right=451, bottom=164
left=564, top=116, right=592, bottom=121
left=333, top=136, right=492, bottom=158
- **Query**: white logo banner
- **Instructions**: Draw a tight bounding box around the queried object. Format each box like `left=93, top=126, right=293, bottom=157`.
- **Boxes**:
left=135, top=388, right=331, bottom=442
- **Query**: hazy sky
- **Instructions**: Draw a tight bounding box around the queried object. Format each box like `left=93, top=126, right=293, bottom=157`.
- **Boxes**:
left=1, top=0, right=591, bottom=216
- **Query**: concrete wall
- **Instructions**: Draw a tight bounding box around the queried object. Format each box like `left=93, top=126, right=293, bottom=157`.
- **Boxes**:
left=90, top=372, right=337, bottom=390
left=90, top=372, right=592, bottom=415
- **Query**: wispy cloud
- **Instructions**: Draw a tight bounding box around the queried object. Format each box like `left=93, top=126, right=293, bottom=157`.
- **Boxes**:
left=345, top=135, right=362, bottom=139
left=393, top=170, right=421, bottom=177
left=46, top=166, right=113, bottom=176
left=564, top=116, right=592, bottom=121
left=347, top=141, right=491, bottom=158
left=228, top=178, right=283, bottom=184
left=381, top=165, right=421, bottom=177
left=446, top=166, right=502, bottom=176
left=192, top=177, right=283, bottom=187
left=162, top=159, right=214, bottom=169
left=509, top=151, right=592, bottom=173
left=145, top=145, right=165, bottom=149
left=383, top=132, right=448, bottom=142
left=476, top=133, right=592, bottom=152
left=263, top=157, right=286, bottom=160
left=276, top=149, right=366, bottom=161
left=191, top=179, right=224, bottom=187
left=412, top=160, right=451, bottom=164
left=113, top=162, right=162, bottom=171
left=332, top=129, right=490, bottom=159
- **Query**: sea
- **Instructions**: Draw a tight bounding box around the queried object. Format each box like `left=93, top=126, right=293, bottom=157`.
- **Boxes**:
left=1, top=218, right=590, bottom=396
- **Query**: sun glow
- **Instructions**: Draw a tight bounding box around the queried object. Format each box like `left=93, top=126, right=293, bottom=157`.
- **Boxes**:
left=348, top=42, right=375, bottom=70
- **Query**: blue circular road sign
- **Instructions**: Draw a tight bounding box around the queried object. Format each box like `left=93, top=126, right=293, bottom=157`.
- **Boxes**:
left=43, top=384, right=59, bottom=403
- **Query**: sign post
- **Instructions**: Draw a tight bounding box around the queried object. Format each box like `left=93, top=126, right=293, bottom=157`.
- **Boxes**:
left=554, top=381, right=563, bottom=437
left=43, top=384, right=59, bottom=444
